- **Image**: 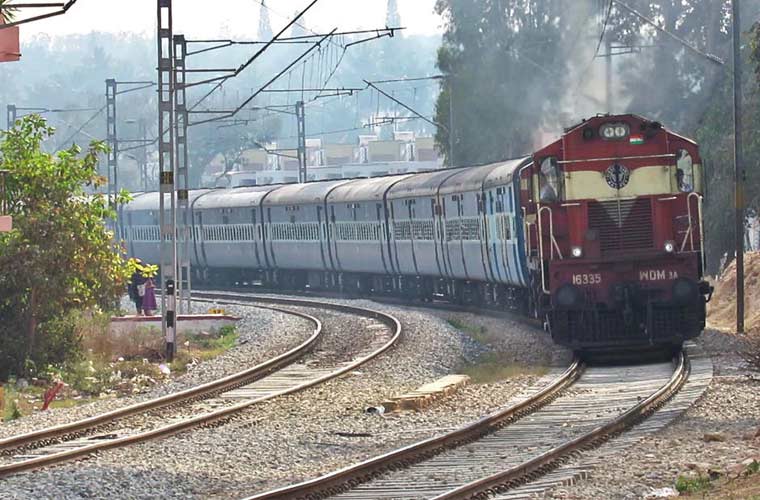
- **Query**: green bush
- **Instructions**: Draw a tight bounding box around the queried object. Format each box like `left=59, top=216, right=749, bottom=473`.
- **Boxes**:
left=187, top=326, right=238, bottom=351
left=676, top=473, right=711, bottom=494
left=0, top=116, right=131, bottom=381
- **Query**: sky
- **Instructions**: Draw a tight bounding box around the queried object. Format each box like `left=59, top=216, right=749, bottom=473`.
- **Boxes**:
left=16, top=0, right=444, bottom=40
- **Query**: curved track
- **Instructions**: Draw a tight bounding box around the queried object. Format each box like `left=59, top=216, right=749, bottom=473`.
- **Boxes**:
left=0, top=294, right=402, bottom=478
left=249, top=352, right=688, bottom=500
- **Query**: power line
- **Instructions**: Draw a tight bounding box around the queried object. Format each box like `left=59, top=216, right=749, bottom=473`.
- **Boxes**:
left=185, top=28, right=401, bottom=57
left=594, top=0, right=614, bottom=58
left=369, top=75, right=444, bottom=84
left=365, top=80, right=445, bottom=132
left=56, top=104, right=107, bottom=148
left=612, top=0, right=724, bottom=65
left=258, top=0, right=346, bottom=51
left=0, top=0, right=79, bottom=30
left=186, top=0, right=323, bottom=112
left=190, top=30, right=336, bottom=126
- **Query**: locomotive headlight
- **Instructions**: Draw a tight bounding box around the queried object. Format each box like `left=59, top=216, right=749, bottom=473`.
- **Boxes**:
left=664, top=240, right=675, bottom=253
left=571, top=246, right=583, bottom=258
left=601, top=126, right=616, bottom=139
left=599, top=123, right=630, bottom=141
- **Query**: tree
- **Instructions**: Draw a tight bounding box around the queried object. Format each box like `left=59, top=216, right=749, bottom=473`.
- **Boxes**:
left=0, top=116, right=131, bottom=379
left=603, top=0, right=732, bottom=130
left=433, top=0, right=577, bottom=165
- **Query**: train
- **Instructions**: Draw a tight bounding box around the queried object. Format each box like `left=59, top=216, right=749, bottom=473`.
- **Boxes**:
left=122, top=113, right=712, bottom=352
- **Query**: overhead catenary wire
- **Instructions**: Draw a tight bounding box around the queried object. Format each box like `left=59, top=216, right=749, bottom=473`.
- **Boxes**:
left=365, top=80, right=445, bottom=132
left=190, top=30, right=336, bottom=127
left=594, top=0, right=614, bottom=58
left=55, top=104, right=107, bottom=148
left=187, top=0, right=322, bottom=112
left=0, top=0, right=78, bottom=30
left=612, top=0, right=724, bottom=65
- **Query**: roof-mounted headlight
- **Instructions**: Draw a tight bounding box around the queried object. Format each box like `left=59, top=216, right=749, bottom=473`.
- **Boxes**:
left=600, top=122, right=630, bottom=141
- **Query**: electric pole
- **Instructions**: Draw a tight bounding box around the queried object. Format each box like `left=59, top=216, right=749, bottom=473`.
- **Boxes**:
left=605, top=37, right=612, bottom=113
left=732, top=0, right=745, bottom=334
left=105, top=79, right=155, bottom=239
left=105, top=79, right=119, bottom=234
left=157, top=0, right=178, bottom=362
left=296, top=100, right=307, bottom=183
left=173, top=34, right=192, bottom=316
left=448, top=81, right=455, bottom=166
left=6, top=104, right=16, bottom=129
left=140, top=118, right=149, bottom=191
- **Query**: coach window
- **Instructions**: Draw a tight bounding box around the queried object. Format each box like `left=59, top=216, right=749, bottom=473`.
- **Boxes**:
left=675, top=149, right=694, bottom=193
left=538, top=157, right=561, bottom=203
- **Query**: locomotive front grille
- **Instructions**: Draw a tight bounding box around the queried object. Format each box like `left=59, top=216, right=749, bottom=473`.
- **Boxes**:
left=588, top=198, right=653, bottom=255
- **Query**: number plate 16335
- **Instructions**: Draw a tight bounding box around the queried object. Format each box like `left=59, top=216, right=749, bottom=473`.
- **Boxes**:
left=572, top=273, right=602, bottom=285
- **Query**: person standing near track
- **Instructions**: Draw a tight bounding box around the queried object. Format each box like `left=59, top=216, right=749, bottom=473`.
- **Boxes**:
left=141, top=276, right=157, bottom=316
left=128, top=259, right=148, bottom=316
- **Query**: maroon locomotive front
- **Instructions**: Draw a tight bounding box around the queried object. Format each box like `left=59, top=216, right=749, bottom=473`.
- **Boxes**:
left=525, top=114, right=711, bottom=350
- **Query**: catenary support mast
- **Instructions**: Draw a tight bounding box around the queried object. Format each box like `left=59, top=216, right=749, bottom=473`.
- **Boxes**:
left=174, top=34, right=192, bottom=314
left=6, top=104, right=16, bottom=130
left=296, top=100, right=307, bottom=183
left=105, top=78, right=119, bottom=232
left=157, top=0, right=178, bottom=361
left=732, top=0, right=745, bottom=334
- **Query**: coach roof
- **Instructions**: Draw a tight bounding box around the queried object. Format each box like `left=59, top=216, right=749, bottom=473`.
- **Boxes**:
left=193, top=185, right=281, bottom=210
left=386, top=167, right=468, bottom=200
left=125, top=189, right=214, bottom=211
left=327, top=174, right=413, bottom=203
left=262, top=179, right=352, bottom=206
left=482, top=157, right=532, bottom=190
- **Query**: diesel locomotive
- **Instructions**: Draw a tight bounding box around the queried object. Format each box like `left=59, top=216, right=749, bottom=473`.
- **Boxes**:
left=122, top=114, right=711, bottom=351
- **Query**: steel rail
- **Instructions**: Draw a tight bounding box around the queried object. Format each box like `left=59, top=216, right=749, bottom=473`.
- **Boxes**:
left=432, top=351, right=689, bottom=500
left=247, top=359, right=583, bottom=500
left=0, top=303, right=321, bottom=455
left=0, top=295, right=401, bottom=478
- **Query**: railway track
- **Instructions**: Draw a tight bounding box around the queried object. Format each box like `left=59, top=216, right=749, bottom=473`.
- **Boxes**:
left=249, top=351, right=689, bottom=500
left=0, top=294, right=402, bottom=478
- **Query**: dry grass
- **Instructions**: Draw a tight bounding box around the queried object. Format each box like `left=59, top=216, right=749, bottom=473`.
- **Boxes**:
left=739, top=331, right=760, bottom=372
left=708, top=251, right=760, bottom=333
left=447, top=317, right=548, bottom=384
left=80, top=314, right=167, bottom=361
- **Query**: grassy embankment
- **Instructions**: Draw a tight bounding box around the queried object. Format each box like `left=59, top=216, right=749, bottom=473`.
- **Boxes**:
left=1, top=312, right=237, bottom=422
left=447, top=317, right=547, bottom=383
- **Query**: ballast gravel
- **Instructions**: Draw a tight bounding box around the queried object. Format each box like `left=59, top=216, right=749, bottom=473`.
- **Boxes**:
left=0, top=296, right=563, bottom=500
left=545, top=329, right=760, bottom=500
left=0, top=301, right=314, bottom=441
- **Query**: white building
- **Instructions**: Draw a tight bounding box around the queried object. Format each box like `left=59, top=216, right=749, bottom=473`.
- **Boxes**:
left=211, top=134, right=443, bottom=188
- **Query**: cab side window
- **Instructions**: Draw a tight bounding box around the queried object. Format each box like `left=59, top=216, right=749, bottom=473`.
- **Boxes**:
left=676, top=149, right=694, bottom=193
left=538, top=157, right=562, bottom=203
